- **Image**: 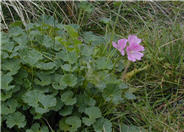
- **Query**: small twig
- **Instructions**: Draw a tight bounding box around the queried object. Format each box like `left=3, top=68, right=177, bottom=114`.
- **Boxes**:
left=43, top=117, right=54, bottom=132
left=122, top=61, right=131, bottom=80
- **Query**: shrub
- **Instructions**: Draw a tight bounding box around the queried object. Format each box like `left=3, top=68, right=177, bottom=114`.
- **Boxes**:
left=1, top=16, right=133, bottom=132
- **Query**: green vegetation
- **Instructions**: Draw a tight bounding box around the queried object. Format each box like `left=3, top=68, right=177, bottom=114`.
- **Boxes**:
left=1, top=1, right=184, bottom=132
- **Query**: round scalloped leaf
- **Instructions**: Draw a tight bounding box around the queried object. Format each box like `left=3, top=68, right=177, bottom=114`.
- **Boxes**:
left=56, top=51, right=78, bottom=64
left=6, top=112, right=26, bottom=128
left=1, top=74, right=14, bottom=91
left=65, top=116, right=81, bottom=132
left=95, top=57, right=113, bottom=70
left=59, top=118, right=70, bottom=132
left=61, top=74, right=78, bottom=87
left=102, top=83, right=123, bottom=104
left=2, top=59, right=21, bottom=75
left=26, top=123, right=49, bottom=132
left=42, top=35, right=54, bottom=48
left=52, top=82, right=66, bottom=90
left=93, top=117, right=112, bottom=132
left=23, top=90, right=56, bottom=114
left=82, top=117, right=95, bottom=126
left=61, top=64, right=72, bottom=72
left=1, top=99, right=19, bottom=115
left=34, top=72, right=52, bottom=86
left=84, top=106, right=102, bottom=120
left=61, top=90, right=76, bottom=105
left=125, top=92, right=136, bottom=100
left=19, top=48, right=43, bottom=66
left=59, top=106, right=73, bottom=116
left=35, top=62, right=56, bottom=70
left=1, top=32, right=15, bottom=52
left=64, top=25, right=79, bottom=39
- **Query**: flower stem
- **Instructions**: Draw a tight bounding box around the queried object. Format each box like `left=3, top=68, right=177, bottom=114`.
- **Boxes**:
left=122, top=61, right=131, bottom=80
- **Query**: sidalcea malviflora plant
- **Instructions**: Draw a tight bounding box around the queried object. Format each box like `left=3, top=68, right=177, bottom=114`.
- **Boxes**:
left=112, top=35, right=145, bottom=80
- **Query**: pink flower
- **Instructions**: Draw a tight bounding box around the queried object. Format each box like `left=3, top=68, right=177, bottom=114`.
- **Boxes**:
left=126, top=35, right=144, bottom=62
left=112, top=39, right=127, bottom=56
left=112, top=35, right=144, bottom=62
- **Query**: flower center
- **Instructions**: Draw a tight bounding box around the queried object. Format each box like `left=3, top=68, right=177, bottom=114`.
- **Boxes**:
left=130, top=50, right=135, bottom=54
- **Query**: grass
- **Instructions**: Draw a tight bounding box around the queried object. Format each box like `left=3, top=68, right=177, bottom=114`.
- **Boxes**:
left=2, top=1, right=184, bottom=131
left=118, top=7, right=184, bottom=132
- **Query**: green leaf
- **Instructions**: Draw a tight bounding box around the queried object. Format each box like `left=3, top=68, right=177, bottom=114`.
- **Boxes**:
left=78, top=2, right=93, bottom=13
left=1, top=86, right=20, bottom=101
left=61, top=63, right=78, bottom=72
left=13, top=33, right=28, bottom=46
left=81, top=45, right=94, bottom=57
left=86, top=71, right=110, bottom=91
left=23, top=79, right=32, bottom=89
left=121, top=124, right=147, bottom=132
left=51, top=97, right=64, bottom=111
left=6, top=112, right=26, bottom=128
left=53, top=39, right=64, bottom=51
left=61, top=64, right=72, bottom=71
left=29, top=30, right=43, bottom=42
left=61, top=90, right=76, bottom=105
left=84, top=106, right=102, bottom=120
left=56, top=51, right=78, bottom=64
left=59, top=119, right=70, bottom=132
left=100, top=17, right=111, bottom=24
left=77, top=94, right=96, bottom=113
left=34, top=72, right=52, bottom=86
left=113, top=2, right=122, bottom=7
left=65, top=116, right=81, bottom=132
left=1, top=99, right=19, bottom=115
left=52, top=82, right=66, bottom=90
left=26, top=123, right=49, bottom=132
left=9, top=26, right=24, bottom=37
left=1, top=74, right=14, bottom=91
left=23, top=90, right=42, bottom=107
left=42, top=35, right=54, bottom=48
left=13, top=69, right=28, bottom=85
left=102, top=83, right=123, bottom=104
left=35, top=62, right=56, bottom=70
left=1, top=32, right=15, bottom=52
left=19, top=48, right=43, bottom=66
left=82, top=117, right=95, bottom=126
left=38, top=93, right=57, bottom=108
left=83, top=32, right=105, bottom=45
left=23, top=90, right=56, bottom=114
left=52, top=74, right=67, bottom=90
left=93, top=117, right=112, bottom=132
left=119, top=83, right=128, bottom=89
left=1, top=91, right=13, bottom=101
left=59, top=106, right=73, bottom=116
left=65, top=25, right=78, bottom=38
left=2, top=51, right=9, bottom=59
left=61, top=74, right=78, bottom=87
left=125, top=92, right=136, bottom=100
left=95, top=57, right=113, bottom=70
left=2, top=59, right=21, bottom=75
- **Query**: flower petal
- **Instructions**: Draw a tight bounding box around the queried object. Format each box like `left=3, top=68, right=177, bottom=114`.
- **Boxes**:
left=132, top=51, right=144, bottom=60
left=131, top=44, right=144, bottom=52
left=118, top=39, right=127, bottom=50
left=127, top=51, right=143, bottom=62
left=128, top=35, right=142, bottom=45
left=112, top=42, right=118, bottom=49
left=127, top=53, right=136, bottom=62
left=120, top=50, right=125, bottom=56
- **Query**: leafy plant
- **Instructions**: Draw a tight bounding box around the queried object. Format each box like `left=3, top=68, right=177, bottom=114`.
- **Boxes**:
left=1, top=15, right=133, bottom=131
